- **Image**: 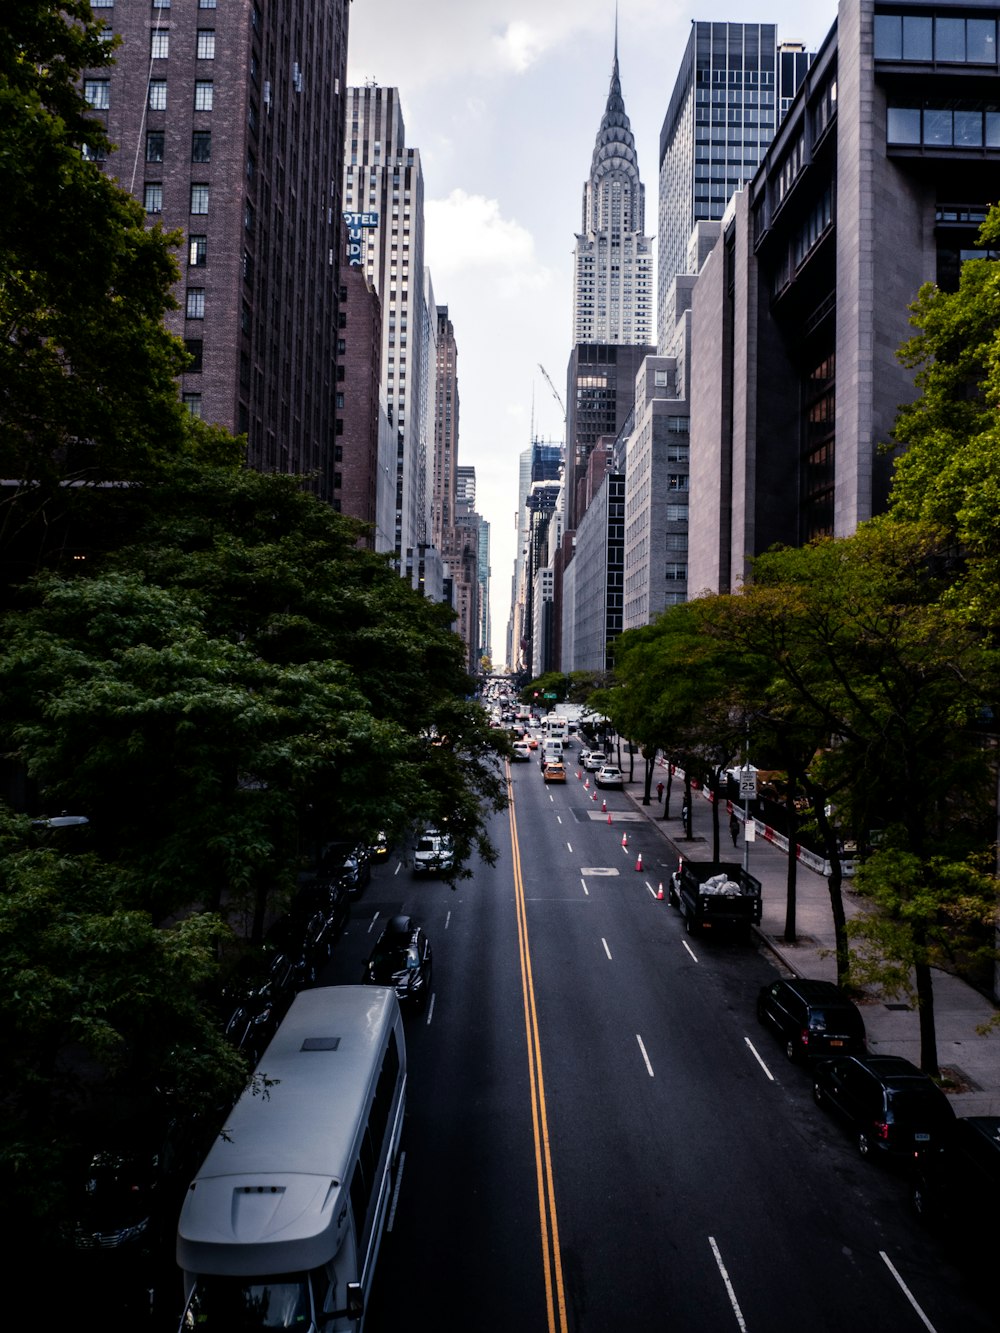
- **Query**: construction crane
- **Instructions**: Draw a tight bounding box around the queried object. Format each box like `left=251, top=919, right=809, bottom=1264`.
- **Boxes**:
left=537, top=363, right=566, bottom=420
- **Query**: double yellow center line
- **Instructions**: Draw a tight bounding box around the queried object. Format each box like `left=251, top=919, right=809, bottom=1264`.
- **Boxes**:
left=506, top=766, right=569, bottom=1333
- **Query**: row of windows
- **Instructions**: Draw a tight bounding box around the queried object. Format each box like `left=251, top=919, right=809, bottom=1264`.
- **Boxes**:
left=145, top=129, right=212, bottom=162
left=85, top=78, right=214, bottom=111
left=150, top=29, right=216, bottom=59
left=874, top=14, right=997, bottom=65
left=887, top=103, right=1000, bottom=149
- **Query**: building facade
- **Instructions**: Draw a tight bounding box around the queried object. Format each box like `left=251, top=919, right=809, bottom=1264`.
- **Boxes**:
left=688, top=0, right=1000, bottom=594
left=83, top=0, right=351, bottom=498
left=657, top=22, right=782, bottom=345
left=572, top=36, right=654, bottom=347
left=343, top=85, right=431, bottom=585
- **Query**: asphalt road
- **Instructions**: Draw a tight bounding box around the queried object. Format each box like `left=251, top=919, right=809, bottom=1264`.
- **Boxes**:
left=337, top=756, right=995, bottom=1333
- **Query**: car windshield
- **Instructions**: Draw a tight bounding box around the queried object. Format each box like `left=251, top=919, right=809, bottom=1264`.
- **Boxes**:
left=416, top=838, right=437, bottom=853
left=370, top=941, right=416, bottom=978
left=182, top=1275, right=312, bottom=1331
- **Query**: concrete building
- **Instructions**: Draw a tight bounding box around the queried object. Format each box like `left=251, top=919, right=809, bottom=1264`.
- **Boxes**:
left=564, top=343, right=653, bottom=530
left=572, top=34, right=654, bottom=348
left=688, top=0, right=1000, bottom=595
left=622, top=358, right=692, bottom=628
left=343, top=85, right=433, bottom=586
left=83, top=0, right=351, bottom=498
left=571, top=443, right=625, bottom=673
left=432, top=307, right=459, bottom=553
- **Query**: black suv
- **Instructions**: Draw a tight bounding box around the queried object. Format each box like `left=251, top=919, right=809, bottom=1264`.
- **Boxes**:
left=813, top=1053, right=956, bottom=1161
left=756, top=978, right=866, bottom=1063
left=913, top=1115, right=1000, bottom=1255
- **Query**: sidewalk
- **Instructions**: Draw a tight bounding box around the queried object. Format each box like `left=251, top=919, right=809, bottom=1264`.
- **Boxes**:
left=617, top=766, right=1000, bottom=1114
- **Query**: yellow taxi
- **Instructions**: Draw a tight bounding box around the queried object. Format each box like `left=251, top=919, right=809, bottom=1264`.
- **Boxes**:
left=542, top=761, right=566, bottom=783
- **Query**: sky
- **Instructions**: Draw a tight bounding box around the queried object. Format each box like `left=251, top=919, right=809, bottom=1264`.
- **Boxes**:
left=345, top=0, right=840, bottom=666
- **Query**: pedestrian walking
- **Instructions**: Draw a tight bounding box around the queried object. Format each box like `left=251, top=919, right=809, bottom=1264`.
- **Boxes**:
left=656, top=780, right=664, bottom=804
left=680, top=799, right=690, bottom=835
left=729, top=811, right=740, bottom=847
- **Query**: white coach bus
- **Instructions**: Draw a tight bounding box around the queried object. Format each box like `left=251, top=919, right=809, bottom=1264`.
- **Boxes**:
left=177, top=986, right=406, bottom=1332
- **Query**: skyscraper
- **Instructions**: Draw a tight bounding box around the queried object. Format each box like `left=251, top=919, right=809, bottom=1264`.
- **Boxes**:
left=572, top=34, right=653, bottom=347
left=83, top=0, right=351, bottom=498
left=343, top=85, right=430, bottom=584
left=657, top=22, right=779, bottom=341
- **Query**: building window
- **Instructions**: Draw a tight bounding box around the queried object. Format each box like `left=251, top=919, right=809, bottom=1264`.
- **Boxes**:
left=81, top=142, right=108, bottom=162
left=152, top=0, right=171, bottom=7
left=150, top=29, right=169, bottom=58
left=84, top=79, right=110, bottom=109
left=194, top=80, right=213, bottom=111
left=90, top=0, right=113, bottom=6
left=244, top=200, right=255, bottom=232
left=191, top=130, right=211, bottom=162
left=143, top=182, right=163, bottom=214
left=149, top=79, right=167, bottom=110
left=184, top=338, right=203, bottom=372
left=196, top=29, right=215, bottom=59
left=199, top=0, right=217, bottom=7
left=186, top=288, right=205, bottom=319
left=145, top=130, right=164, bottom=162
left=182, top=392, right=202, bottom=417
left=190, top=183, right=209, bottom=214
left=188, top=234, right=207, bottom=266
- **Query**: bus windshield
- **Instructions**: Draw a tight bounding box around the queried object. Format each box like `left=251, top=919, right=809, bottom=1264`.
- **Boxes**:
left=182, top=1275, right=312, bottom=1331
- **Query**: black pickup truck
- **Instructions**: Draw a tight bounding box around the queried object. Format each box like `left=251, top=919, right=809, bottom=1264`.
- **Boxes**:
left=668, top=858, right=763, bottom=939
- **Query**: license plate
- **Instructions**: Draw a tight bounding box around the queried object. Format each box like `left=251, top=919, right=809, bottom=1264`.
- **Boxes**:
left=914, top=1132, right=930, bottom=1142
left=829, top=1040, right=843, bottom=1047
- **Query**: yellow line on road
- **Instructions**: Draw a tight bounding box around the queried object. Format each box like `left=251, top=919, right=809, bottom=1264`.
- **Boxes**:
left=506, top=765, right=569, bottom=1333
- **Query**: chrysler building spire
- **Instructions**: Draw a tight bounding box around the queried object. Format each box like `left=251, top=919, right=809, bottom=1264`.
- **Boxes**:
left=572, top=29, right=653, bottom=346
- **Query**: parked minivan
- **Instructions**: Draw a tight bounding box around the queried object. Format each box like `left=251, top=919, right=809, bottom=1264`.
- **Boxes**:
left=813, top=1053, right=956, bottom=1161
left=756, top=978, right=866, bottom=1063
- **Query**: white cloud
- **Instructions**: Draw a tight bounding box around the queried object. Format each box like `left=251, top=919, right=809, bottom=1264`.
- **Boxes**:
left=425, top=190, right=552, bottom=297
left=492, top=20, right=548, bottom=74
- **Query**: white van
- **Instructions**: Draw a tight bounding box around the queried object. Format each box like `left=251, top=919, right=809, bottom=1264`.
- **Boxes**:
left=540, top=739, right=563, bottom=770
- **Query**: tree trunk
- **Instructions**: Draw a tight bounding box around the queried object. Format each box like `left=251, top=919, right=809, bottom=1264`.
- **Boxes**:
left=642, top=752, right=652, bottom=805
left=783, top=779, right=798, bottom=944
left=810, top=786, right=850, bottom=986
left=710, top=769, right=721, bottom=860
left=914, top=946, right=940, bottom=1078
left=661, top=764, right=673, bottom=820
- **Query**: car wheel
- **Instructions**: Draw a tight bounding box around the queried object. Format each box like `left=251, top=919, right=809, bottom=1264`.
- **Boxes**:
left=911, top=1179, right=928, bottom=1221
left=684, top=913, right=693, bottom=935
left=784, top=1038, right=798, bottom=1063
left=812, top=1081, right=826, bottom=1108
left=857, top=1130, right=871, bottom=1158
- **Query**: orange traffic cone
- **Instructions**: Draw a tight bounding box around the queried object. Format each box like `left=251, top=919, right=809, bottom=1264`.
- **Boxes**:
left=607, top=812, right=612, bottom=825
left=576, top=771, right=582, bottom=780
left=591, top=789, right=597, bottom=801
left=656, top=882, right=664, bottom=900
left=635, top=853, right=643, bottom=872
left=621, top=831, right=628, bottom=849
left=601, top=798, right=606, bottom=812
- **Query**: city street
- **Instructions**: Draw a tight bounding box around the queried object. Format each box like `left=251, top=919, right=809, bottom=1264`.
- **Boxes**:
left=328, top=756, right=995, bottom=1333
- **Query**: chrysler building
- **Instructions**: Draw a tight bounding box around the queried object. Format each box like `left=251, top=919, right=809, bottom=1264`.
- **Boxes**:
left=572, top=35, right=654, bottom=346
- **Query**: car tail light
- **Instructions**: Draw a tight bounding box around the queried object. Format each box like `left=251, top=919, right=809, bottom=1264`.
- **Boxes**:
left=800, top=1028, right=809, bottom=1049
left=875, top=1120, right=890, bottom=1141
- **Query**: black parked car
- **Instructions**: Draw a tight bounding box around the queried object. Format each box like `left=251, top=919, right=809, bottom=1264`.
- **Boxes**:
left=912, top=1115, right=1000, bottom=1253
left=363, top=914, right=433, bottom=1010
left=813, top=1053, right=956, bottom=1162
left=756, top=978, right=867, bottom=1063
left=320, top=839, right=372, bottom=895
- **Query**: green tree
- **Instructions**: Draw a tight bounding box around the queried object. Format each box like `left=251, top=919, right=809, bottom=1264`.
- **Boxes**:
left=0, top=468, right=509, bottom=925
